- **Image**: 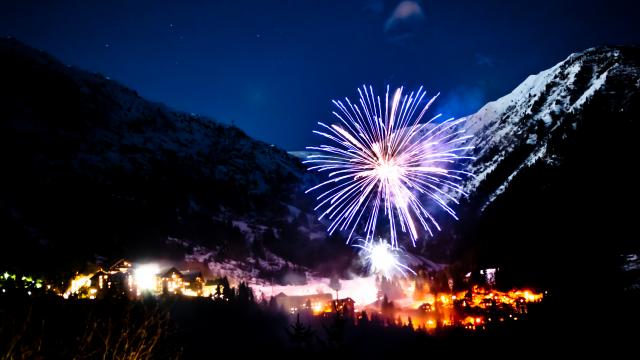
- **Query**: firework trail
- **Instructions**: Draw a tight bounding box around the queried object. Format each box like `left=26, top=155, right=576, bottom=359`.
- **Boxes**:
left=305, top=85, right=473, bottom=248
left=354, top=238, right=415, bottom=278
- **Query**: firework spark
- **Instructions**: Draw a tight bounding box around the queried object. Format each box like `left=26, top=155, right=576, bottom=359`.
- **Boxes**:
left=354, top=239, right=415, bottom=277
left=305, top=85, right=473, bottom=247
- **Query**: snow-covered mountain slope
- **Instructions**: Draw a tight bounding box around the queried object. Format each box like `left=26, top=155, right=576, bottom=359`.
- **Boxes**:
left=0, top=37, right=345, bottom=276
left=458, top=46, right=640, bottom=212
left=433, top=46, right=640, bottom=291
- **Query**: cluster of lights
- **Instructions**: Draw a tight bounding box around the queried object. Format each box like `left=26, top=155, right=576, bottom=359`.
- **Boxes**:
left=61, top=261, right=209, bottom=299
left=1, top=271, right=45, bottom=295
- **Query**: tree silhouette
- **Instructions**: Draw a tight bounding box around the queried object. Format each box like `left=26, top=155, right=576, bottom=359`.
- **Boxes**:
left=358, top=310, right=370, bottom=328
left=268, top=296, right=279, bottom=311
left=329, top=275, right=341, bottom=299
left=220, top=277, right=235, bottom=301
left=381, top=294, right=395, bottom=319
left=322, top=306, right=347, bottom=350
left=286, top=313, right=314, bottom=348
left=237, top=281, right=254, bottom=304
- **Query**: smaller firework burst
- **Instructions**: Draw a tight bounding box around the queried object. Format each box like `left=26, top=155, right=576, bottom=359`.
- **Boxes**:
left=354, top=238, right=415, bottom=278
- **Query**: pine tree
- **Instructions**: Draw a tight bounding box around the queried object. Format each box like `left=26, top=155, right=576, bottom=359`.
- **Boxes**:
left=323, top=310, right=346, bottom=349
left=221, top=277, right=234, bottom=301
left=237, top=281, right=254, bottom=304
left=268, top=296, right=278, bottom=310
left=214, top=284, right=222, bottom=300
left=286, top=313, right=314, bottom=348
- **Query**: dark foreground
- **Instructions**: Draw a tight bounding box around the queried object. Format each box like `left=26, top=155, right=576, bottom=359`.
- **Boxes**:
left=1, top=290, right=638, bottom=359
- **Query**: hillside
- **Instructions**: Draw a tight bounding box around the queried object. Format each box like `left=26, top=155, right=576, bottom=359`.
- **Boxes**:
left=0, top=37, right=349, bottom=279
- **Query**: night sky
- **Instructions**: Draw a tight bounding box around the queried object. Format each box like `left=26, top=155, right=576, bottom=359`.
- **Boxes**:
left=2, top=0, right=638, bottom=150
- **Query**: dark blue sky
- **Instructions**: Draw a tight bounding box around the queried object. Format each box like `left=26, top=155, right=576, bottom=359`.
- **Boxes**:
left=2, top=0, right=638, bottom=150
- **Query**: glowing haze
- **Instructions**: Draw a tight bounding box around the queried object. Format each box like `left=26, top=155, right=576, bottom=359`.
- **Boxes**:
left=305, top=85, right=474, bottom=248
left=134, top=263, right=160, bottom=291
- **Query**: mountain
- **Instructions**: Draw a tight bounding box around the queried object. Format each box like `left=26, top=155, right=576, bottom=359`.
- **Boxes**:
left=460, top=46, right=639, bottom=210
left=2, top=37, right=639, bottom=293
left=428, top=46, right=640, bottom=292
left=0, top=37, right=352, bottom=279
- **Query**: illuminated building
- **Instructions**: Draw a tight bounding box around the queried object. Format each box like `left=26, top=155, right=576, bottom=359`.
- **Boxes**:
left=274, top=292, right=333, bottom=315
left=89, top=270, right=108, bottom=290
left=331, top=298, right=355, bottom=318
left=110, top=259, right=133, bottom=273
left=159, top=267, right=204, bottom=296
left=418, top=303, right=433, bottom=312
left=181, top=271, right=205, bottom=297
left=160, top=267, right=184, bottom=294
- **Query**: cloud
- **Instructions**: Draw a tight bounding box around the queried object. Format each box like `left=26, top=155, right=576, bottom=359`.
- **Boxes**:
left=434, top=86, right=486, bottom=118
left=384, top=1, right=425, bottom=43
left=475, top=53, right=496, bottom=67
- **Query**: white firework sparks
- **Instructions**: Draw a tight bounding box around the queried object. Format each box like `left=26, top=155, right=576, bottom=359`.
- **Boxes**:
left=354, top=239, right=415, bottom=277
left=305, top=85, right=474, bottom=248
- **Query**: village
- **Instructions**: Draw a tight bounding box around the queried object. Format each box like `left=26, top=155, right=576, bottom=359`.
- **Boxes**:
left=0, top=258, right=545, bottom=333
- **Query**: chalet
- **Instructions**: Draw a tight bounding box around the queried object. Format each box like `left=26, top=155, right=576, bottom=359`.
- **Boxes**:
left=181, top=271, right=204, bottom=296
left=332, top=297, right=356, bottom=318
left=89, top=270, right=109, bottom=291
left=160, top=267, right=184, bottom=294
left=109, top=259, right=133, bottom=273
left=274, top=292, right=333, bottom=314
left=158, top=268, right=204, bottom=296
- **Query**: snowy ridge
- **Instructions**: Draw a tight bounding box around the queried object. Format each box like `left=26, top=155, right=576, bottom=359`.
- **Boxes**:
left=480, top=143, right=547, bottom=212
left=453, top=47, right=636, bottom=210
left=168, top=236, right=303, bottom=285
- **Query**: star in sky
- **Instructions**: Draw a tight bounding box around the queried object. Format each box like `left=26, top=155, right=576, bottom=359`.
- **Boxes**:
left=1, top=0, right=637, bottom=151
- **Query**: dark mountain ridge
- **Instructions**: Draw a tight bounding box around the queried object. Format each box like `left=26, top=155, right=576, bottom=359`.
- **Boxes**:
left=0, top=37, right=345, bottom=277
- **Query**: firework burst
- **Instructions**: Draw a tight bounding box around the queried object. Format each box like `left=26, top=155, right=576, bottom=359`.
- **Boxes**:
left=354, top=238, right=415, bottom=277
left=305, top=85, right=473, bottom=248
